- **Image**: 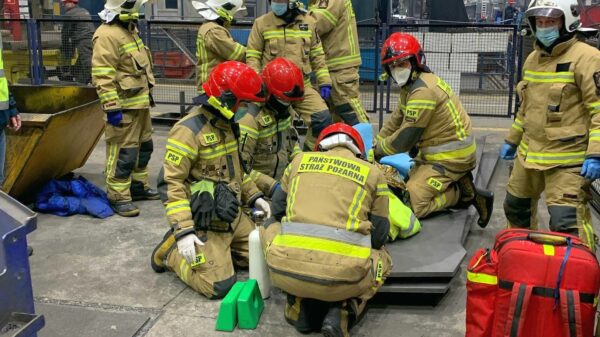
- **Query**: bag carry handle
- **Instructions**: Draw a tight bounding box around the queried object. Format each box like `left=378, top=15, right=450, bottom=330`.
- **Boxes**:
left=503, top=282, right=534, bottom=337
left=560, top=288, right=584, bottom=337
left=528, top=232, right=568, bottom=246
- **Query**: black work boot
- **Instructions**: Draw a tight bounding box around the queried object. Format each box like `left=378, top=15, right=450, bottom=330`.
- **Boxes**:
left=321, top=302, right=350, bottom=337
left=110, top=201, right=140, bottom=217
left=151, top=229, right=175, bottom=273
left=285, top=295, right=324, bottom=334
left=130, top=181, right=160, bottom=201
left=473, top=187, right=494, bottom=228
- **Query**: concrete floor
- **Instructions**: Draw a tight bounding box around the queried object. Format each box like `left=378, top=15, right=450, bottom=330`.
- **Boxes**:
left=24, top=115, right=595, bottom=337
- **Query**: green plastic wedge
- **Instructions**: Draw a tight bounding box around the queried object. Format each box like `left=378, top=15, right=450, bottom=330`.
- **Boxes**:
left=237, top=279, right=264, bottom=329
left=215, top=281, right=246, bottom=332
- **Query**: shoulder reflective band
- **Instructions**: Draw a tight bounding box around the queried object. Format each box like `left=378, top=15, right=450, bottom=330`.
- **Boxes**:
left=523, top=70, right=575, bottom=83
left=436, top=77, right=454, bottom=96
left=297, top=153, right=370, bottom=185
left=467, top=271, right=498, bottom=285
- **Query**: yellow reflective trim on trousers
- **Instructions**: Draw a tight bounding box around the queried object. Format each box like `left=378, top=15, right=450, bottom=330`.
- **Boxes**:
left=99, top=91, right=119, bottom=103
left=179, top=259, right=190, bottom=284
left=446, top=100, right=467, bottom=140
left=346, top=186, right=366, bottom=231
left=312, top=8, right=338, bottom=26
left=121, top=94, right=150, bottom=108
left=197, top=140, right=238, bottom=160
left=286, top=176, right=300, bottom=220
left=239, top=124, right=259, bottom=139
left=423, top=140, right=476, bottom=161
left=582, top=219, right=594, bottom=250
left=434, top=193, right=447, bottom=208
left=272, top=234, right=371, bottom=259
left=525, top=151, right=586, bottom=165
left=315, top=68, right=329, bottom=79
left=167, top=138, right=197, bottom=159
left=467, top=271, right=498, bottom=285
left=326, top=54, right=361, bottom=68
left=105, top=143, right=119, bottom=183
left=246, top=49, right=262, bottom=58
left=131, top=171, right=148, bottom=181
left=523, top=70, right=575, bottom=83
left=512, top=118, right=523, bottom=132
left=92, top=67, right=116, bottom=76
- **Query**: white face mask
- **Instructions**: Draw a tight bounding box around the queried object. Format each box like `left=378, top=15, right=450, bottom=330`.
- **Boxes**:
left=391, top=67, right=411, bottom=86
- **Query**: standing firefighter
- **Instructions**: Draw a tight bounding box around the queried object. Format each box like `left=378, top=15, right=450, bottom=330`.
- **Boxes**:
left=246, top=0, right=332, bottom=151
left=59, top=0, right=95, bottom=84
left=374, top=33, right=494, bottom=226
left=239, top=57, right=303, bottom=180
left=309, top=0, right=369, bottom=125
left=92, top=0, right=158, bottom=217
left=190, top=0, right=246, bottom=94
left=500, top=0, right=600, bottom=249
left=151, top=61, right=271, bottom=299
left=262, top=123, right=392, bottom=337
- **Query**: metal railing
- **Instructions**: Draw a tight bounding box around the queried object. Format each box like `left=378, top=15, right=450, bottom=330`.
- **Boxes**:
left=0, top=18, right=524, bottom=124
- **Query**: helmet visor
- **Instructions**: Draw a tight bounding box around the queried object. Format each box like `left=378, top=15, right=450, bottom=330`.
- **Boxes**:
left=526, top=7, right=564, bottom=19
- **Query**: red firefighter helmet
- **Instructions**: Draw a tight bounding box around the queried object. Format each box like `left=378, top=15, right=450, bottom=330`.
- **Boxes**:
left=314, top=122, right=365, bottom=158
left=202, top=61, right=266, bottom=119
left=381, top=32, right=425, bottom=68
left=261, top=57, right=304, bottom=102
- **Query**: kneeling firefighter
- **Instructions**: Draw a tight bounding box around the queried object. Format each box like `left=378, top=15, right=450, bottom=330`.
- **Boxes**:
left=374, top=32, right=494, bottom=226
left=261, top=123, right=392, bottom=337
left=151, top=61, right=272, bottom=299
left=238, top=57, right=303, bottom=180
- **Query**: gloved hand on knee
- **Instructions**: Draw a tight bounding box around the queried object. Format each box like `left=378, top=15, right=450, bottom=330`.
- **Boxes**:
left=215, top=183, right=241, bottom=223
left=500, top=143, right=517, bottom=160
left=581, top=158, right=600, bottom=181
left=191, top=190, right=215, bottom=231
left=176, top=233, right=204, bottom=265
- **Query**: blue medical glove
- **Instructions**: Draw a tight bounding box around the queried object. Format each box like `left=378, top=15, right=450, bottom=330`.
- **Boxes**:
left=319, top=85, right=332, bottom=100
left=500, top=143, right=517, bottom=160
left=581, top=158, right=600, bottom=181
left=107, top=110, right=123, bottom=127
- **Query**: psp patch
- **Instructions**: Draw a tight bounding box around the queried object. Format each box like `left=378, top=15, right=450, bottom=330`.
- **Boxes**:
left=427, top=177, right=443, bottom=191
left=203, top=132, right=219, bottom=145
left=404, top=109, right=420, bottom=122
left=165, top=150, right=183, bottom=166
left=191, top=252, right=206, bottom=268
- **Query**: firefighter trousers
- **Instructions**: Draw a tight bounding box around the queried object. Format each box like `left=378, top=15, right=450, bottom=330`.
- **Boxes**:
left=329, top=67, right=369, bottom=125
left=259, top=222, right=391, bottom=302
left=406, top=163, right=465, bottom=218
left=104, top=108, right=154, bottom=202
left=292, top=85, right=331, bottom=151
left=165, top=212, right=255, bottom=299
left=504, top=159, right=596, bottom=250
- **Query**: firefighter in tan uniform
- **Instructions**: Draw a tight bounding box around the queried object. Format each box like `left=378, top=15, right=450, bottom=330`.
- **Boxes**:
left=246, top=0, right=332, bottom=151
left=190, top=0, right=246, bottom=94
left=374, top=33, right=493, bottom=226
left=92, top=0, right=159, bottom=217
left=309, top=0, right=369, bottom=125
left=151, top=61, right=272, bottom=299
left=501, top=0, right=600, bottom=249
left=239, top=58, right=303, bottom=180
left=261, top=123, right=391, bottom=337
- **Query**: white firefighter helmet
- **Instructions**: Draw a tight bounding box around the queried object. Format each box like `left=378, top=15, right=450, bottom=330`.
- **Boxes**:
left=100, top=0, right=149, bottom=22
left=190, top=0, right=244, bottom=23
left=525, top=0, right=581, bottom=32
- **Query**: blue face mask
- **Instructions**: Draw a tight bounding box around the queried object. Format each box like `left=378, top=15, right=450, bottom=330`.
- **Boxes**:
left=536, top=26, right=560, bottom=47
left=271, top=2, right=288, bottom=17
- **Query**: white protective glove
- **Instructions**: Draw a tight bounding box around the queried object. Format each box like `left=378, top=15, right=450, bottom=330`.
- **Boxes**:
left=254, top=198, right=271, bottom=219
left=176, top=233, right=204, bottom=264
